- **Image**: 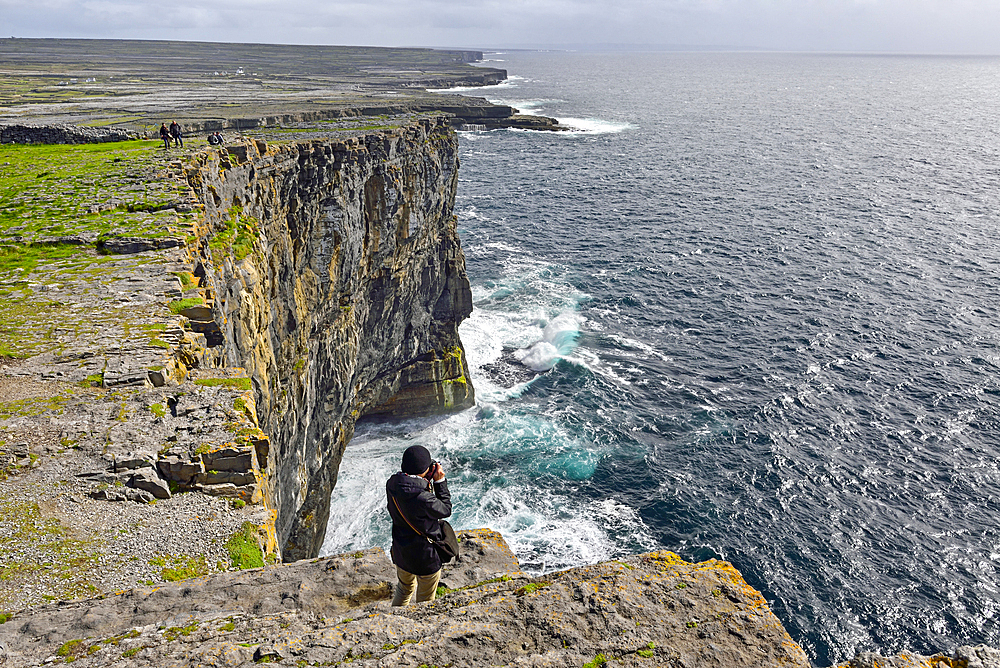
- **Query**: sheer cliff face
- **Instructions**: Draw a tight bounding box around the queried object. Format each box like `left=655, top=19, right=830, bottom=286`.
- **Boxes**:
left=185, top=118, right=474, bottom=560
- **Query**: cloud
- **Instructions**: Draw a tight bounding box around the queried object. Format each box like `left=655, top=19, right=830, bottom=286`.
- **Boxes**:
left=1, top=0, right=999, bottom=53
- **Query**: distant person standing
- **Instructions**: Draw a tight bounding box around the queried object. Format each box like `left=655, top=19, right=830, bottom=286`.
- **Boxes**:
left=169, top=121, right=183, bottom=147
left=159, top=123, right=171, bottom=149
left=385, top=445, right=451, bottom=606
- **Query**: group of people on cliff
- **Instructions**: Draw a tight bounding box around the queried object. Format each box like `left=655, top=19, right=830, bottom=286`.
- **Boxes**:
left=158, top=122, right=225, bottom=149
left=159, top=121, right=183, bottom=149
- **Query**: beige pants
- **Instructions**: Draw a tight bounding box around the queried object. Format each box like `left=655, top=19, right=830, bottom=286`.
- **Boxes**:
left=391, top=565, right=441, bottom=606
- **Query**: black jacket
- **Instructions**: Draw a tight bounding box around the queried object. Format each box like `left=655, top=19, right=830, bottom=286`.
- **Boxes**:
left=386, top=471, right=451, bottom=576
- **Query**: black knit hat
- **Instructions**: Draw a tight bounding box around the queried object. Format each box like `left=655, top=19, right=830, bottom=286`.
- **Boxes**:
left=401, top=445, right=432, bottom=475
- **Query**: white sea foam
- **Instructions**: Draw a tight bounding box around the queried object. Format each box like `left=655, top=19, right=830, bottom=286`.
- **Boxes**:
left=323, top=249, right=619, bottom=565
left=513, top=310, right=583, bottom=372
left=320, top=432, right=398, bottom=555
left=504, top=99, right=562, bottom=116
left=321, top=410, right=478, bottom=556
left=471, top=489, right=659, bottom=574
left=606, top=333, right=673, bottom=363
left=473, top=486, right=615, bottom=572
left=553, top=117, right=632, bottom=135
left=322, top=194, right=652, bottom=569
left=320, top=400, right=617, bottom=568
left=426, top=76, right=521, bottom=95
left=561, top=347, right=635, bottom=387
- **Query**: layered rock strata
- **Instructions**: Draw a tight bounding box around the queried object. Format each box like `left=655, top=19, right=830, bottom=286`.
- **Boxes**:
left=1, top=98, right=563, bottom=143
left=174, top=117, right=475, bottom=560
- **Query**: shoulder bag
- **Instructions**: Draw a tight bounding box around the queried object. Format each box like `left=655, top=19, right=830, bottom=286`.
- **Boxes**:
left=392, top=495, right=460, bottom=564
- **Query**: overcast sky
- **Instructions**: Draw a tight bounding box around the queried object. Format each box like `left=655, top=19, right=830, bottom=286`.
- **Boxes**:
left=3, top=0, right=999, bottom=54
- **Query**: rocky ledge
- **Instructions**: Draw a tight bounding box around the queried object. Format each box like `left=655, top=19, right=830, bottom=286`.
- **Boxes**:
left=1, top=530, right=996, bottom=668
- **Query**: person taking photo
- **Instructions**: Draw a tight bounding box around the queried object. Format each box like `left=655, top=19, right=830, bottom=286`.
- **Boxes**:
left=385, top=445, right=451, bottom=606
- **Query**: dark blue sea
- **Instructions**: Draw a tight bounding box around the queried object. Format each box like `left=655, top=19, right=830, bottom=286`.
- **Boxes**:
left=322, top=51, right=1000, bottom=666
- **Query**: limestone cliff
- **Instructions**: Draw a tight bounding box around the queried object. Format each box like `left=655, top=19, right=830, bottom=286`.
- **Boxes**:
left=180, top=117, right=475, bottom=560
left=0, top=117, right=474, bottom=609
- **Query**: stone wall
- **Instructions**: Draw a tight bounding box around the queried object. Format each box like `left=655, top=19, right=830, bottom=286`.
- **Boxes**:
left=179, top=117, right=475, bottom=560
left=0, top=123, right=140, bottom=144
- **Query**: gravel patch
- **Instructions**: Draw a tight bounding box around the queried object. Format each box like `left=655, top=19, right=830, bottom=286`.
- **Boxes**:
left=0, top=390, right=255, bottom=614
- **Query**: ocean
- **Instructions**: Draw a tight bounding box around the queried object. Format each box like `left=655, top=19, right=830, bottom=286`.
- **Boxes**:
left=321, top=50, right=1000, bottom=665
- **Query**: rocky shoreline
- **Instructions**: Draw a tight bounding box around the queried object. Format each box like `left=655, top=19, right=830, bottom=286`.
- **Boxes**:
left=0, top=119, right=995, bottom=668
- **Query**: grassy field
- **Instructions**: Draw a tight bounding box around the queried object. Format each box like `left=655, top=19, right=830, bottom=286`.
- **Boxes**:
left=0, top=141, right=192, bottom=244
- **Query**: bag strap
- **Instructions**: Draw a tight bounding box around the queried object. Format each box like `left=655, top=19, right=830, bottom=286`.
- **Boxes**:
left=392, top=494, right=433, bottom=543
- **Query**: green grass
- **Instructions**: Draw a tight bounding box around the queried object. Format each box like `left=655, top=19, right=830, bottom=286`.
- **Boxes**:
left=102, top=629, right=140, bottom=646
left=167, top=297, right=205, bottom=314
left=194, top=377, right=252, bottom=391
left=517, top=581, right=550, bottom=595
left=226, top=522, right=265, bottom=570
left=162, top=619, right=199, bottom=641
left=57, top=639, right=87, bottom=660
left=79, top=373, right=104, bottom=388
left=435, top=573, right=513, bottom=600
left=0, top=141, right=202, bottom=363
left=209, top=206, right=259, bottom=266
left=148, top=553, right=213, bottom=582
left=0, top=243, right=84, bottom=276
left=172, top=271, right=197, bottom=290
left=0, top=498, right=100, bottom=608
left=0, top=141, right=192, bottom=247
left=636, top=642, right=656, bottom=658
left=0, top=393, right=73, bottom=420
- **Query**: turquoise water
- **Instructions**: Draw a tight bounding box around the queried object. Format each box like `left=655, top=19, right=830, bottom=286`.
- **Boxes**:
left=324, top=51, right=1000, bottom=665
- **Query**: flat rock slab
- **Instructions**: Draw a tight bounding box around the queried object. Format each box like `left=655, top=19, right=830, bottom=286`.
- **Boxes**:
left=0, top=531, right=995, bottom=668
left=0, top=528, right=519, bottom=666
left=0, top=544, right=810, bottom=668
